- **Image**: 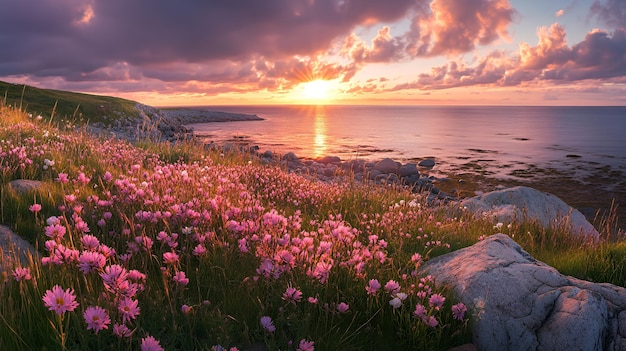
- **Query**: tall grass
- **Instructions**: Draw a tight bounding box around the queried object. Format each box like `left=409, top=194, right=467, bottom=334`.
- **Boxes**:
left=0, top=103, right=622, bottom=350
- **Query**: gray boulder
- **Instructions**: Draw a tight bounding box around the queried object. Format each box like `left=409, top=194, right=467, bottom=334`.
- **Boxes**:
left=399, top=163, right=419, bottom=177
left=8, top=179, right=43, bottom=194
left=421, top=234, right=626, bottom=351
left=0, top=225, right=39, bottom=278
left=461, top=186, right=599, bottom=240
left=373, top=158, right=400, bottom=174
left=418, top=158, right=436, bottom=167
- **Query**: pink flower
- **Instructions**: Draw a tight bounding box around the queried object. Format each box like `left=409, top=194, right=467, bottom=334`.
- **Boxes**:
left=297, top=339, right=315, bottom=351
left=83, top=306, right=110, bottom=334
left=56, top=173, right=69, bottom=183
left=141, top=335, right=164, bottom=351
left=282, top=286, right=302, bottom=304
left=429, top=293, right=446, bottom=310
left=77, top=251, right=107, bottom=274
left=384, top=280, right=400, bottom=294
left=181, top=304, right=192, bottom=314
left=365, top=279, right=381, bottom=295
left=337, top=302, right=349, bottom=313
left=45, top=223, right=66, bottom=240
left=81, top=234, right=100, bottom=251
left=113, top=323, right=133, bottom=338
left=424, top=315, right=439, bottom=328
left=260, top=316, right=276, bottom=332
left=163, top=251, right=179, bottom=265
left=29, top=203, right=42, bottom=213
left=452, top=302, right=467, bottom=321
left=118, top=297, right=140, bottom=324
left=42, top=285, right=79, bottom=315
left=308, top=297, right=318, bottom=304
left=413, top=303, right=427, bottom=319
left=173, top=271, right=189, bottom=286
left=11, top=267, right=31, bottom=281
left=193, top=244, right=207, bottom=256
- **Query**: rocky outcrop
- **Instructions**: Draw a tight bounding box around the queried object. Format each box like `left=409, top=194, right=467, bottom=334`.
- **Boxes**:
left=461, top=186, right=599, bottom=240
left=8, top=179, right=43, bottom=194
left=0, top=225, right=38, bottom=277
left=421, top=234, right=626, bottom=351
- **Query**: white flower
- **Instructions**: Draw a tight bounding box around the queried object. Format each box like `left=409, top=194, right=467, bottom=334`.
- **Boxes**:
left=389, top=297, right=402, bottom=309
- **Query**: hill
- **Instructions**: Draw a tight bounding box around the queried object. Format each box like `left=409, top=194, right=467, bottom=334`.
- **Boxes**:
left=0, top=80, right=140, bottom=124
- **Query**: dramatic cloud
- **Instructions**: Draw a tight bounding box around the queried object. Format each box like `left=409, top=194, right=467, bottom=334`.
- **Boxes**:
left=0, top=0, right=415, bottom=85
left=589, top=0, right=626, bottom=28
left=397, top=24, right=626, bottom=90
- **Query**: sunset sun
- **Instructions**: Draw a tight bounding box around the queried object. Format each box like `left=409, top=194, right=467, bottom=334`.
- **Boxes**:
left=299, top=80, right=334, bottom=101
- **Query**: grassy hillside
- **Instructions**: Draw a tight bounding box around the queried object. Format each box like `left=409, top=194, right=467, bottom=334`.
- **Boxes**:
left=0, top=80, right=140, bottom=124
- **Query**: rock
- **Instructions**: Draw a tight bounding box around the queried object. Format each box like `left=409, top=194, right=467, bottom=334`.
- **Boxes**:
left=0, top=225, right=39, bottom=277
left=399, top=163, right=419, bottom=177
left=373, top=158, right=400, bottom=174
left=317, top=156, right=341, bottom=164
left=418, top=159, right=436, bottom=167
left=262, top=150, right=274, bottom=159
left=282, top=152, right=300, bottom=163
left=421, top=234, right=626, bottom=351
left=368, top=170, right=382, bottom=180
left=8, top=179, right=43, bottom=194
left=461, top=186, right=599, bottom=240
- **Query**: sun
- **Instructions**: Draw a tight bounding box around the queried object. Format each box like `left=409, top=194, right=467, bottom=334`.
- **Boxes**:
left=299, top=80, right=334, bottom=101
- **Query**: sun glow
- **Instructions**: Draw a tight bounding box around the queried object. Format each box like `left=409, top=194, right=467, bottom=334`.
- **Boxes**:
left=299, top=80, right=334, bottom=101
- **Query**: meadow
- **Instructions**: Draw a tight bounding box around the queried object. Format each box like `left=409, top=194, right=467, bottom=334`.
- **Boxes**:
left=0, top=103, right=623, bottom=351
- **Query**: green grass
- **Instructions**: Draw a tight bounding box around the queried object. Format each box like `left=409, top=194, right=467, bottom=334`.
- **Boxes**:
left=0, top=80, right=139, bottom=125
left=0, top=103, right=623, bottom=350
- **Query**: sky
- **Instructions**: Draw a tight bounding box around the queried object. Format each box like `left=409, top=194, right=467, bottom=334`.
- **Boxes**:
left=1, top=0, right=625, bottom=106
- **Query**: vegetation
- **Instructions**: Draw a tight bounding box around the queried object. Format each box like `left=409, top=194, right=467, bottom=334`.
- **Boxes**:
left=0, top=98, right=623, bottom=350
left=0, top=80, right=139, bottom=125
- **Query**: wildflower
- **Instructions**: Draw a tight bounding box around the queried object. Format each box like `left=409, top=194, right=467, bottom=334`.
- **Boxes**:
left=260, top=316, right=276, bottom=332
left=282, top=286, right=303, bottom=304
left=78, top=251, right=107, bottom=274
left=81, top=234, right=100, bottom=251
left=297, top=339, right=315, bottom=351
left=181, top=304, right=192, bottom=314
left=173, top=271, right=190, bottom=286
left=100, top=264, right=128, bottom=286
left=113, top=323, right=133, bottom=338
left=193, top=244, right=207, bottom=256
left=83, top=306, right=110, bottom=334
left=29, top=203, right=42, bottom=213
left=11, top=267, right=31, bottom=281
left=494, top=222, right=503, bottom=230
left=56, top=173, right=69, bottom=183
left=42, top=285, right=79, bottom=315
left=141, top=335, right=165, bottom=351
left=413, top=303, right=427, bottom=319
left=389, top=297, right=402, bottom=309
left=308, top=297, right=318, bottom=304
left=365, top=279, right=381, bottom=295
left=337, top=302, right=349, bottom=313
left=429, top=293, right=446, bottom=310
left=163, top=251, right=179, bottom=265
left=45, top=223, right=66, bottom=240
left=384, top=280, right=400, bottom=294
left=452, top=302, right=467, bottom=321
left=118, top=297, right=140, bottom=323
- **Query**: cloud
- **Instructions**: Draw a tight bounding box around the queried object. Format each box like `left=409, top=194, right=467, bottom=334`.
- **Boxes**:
left=556, top=9, right=565, bottom=17
left=395, top=24, right=626, bottom=90
left=0, top=0, right=416, bottom=84
left=340, top=26, right=406, bottom=63
left=589, top=0, right=626, bottom=29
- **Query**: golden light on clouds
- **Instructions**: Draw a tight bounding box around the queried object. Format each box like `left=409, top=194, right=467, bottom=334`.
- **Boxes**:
left=75, top=5, right=94, bottom=25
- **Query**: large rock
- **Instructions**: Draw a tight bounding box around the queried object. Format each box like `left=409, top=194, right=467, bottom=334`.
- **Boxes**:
left=421, top=234, right=626, bottom=351
left=461, top=186, right=599, bottom=240
left=373, top=158, right=400, bottom=174
left=0, top=225, right=38, bottom=277
left=8, top=179, right=43, bottom=194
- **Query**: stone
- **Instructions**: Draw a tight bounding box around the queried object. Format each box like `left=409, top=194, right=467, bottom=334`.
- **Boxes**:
left=421, top=234, right=626, bottom=351
left=399, top=163, right=419, bottom=177
left=8, top=179, right=43, bottom=194
left=0, top=225, right=39, bottom=277
left=262, top=150, right=274, bottom=158
left=317, top=156, right=341, bottom=164
left=418, top=159, right=436, bottom=168
left=461, top=186, right=599, bottom=240
left=373, top=158, right=400, bottom=174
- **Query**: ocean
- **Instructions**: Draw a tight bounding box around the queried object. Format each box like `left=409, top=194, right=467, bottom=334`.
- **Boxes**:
left=185, top=105, right=626, bottom=180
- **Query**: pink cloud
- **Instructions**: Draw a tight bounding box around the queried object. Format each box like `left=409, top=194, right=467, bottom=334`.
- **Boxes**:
left=589, top=0, right=626, bottom=29
left=394, top=24, right=626, bottom=90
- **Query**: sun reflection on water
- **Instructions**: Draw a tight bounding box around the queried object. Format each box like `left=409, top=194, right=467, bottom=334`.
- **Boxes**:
left=313, top=105, right=327, bottom=158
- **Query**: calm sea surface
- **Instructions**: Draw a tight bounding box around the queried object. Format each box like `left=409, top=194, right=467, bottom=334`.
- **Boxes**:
left=186, top=105, right=626, bottom=178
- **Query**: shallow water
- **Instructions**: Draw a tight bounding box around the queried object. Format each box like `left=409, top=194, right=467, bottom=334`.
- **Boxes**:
left=186, top=105, right=626, bottom=179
